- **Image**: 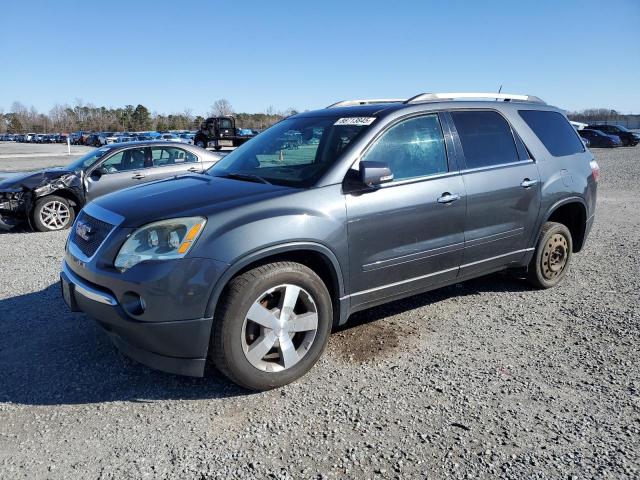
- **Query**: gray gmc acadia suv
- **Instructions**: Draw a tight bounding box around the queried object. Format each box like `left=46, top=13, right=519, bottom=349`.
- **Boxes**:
left=60, top=93, right=599, bottom=390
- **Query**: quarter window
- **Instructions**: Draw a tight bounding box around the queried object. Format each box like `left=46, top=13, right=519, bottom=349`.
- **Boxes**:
left=151, top=147, right=197, bottom=166
left=362, top=114, right=448, bottom=181
left=518, top=110, right=585, bottom=157
left=450, top=111, right=520, bottom=169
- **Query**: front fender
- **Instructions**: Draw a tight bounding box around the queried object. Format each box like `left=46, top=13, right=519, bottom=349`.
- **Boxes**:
left=203, top=241, right=347, bottom=321
left=194, top=184, right=350, bottom=322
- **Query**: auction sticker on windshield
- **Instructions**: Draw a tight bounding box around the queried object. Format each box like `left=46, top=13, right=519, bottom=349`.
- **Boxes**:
left=334, top=117, right=376, bottom=126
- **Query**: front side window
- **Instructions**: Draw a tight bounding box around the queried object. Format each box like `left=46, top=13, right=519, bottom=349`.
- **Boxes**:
left=451, top=111, right=520, bottom=169
left=100, top=147, right=147, bottom=173
left=361, top=114, right=448, bottom=181
left=209, top=116, right=370, bottom=187
left=519, top=110, right=584, bottom=157
left=151, top=147, right=197, bottom=166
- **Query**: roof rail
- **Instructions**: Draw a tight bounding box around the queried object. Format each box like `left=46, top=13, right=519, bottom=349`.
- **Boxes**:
left=326, top=99, right=404, bottom=108
left=405, top=92, right=546, bottom=105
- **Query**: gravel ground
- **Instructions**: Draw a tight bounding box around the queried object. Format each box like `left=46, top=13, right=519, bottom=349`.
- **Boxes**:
left=0, top=147, right=639, bottom=479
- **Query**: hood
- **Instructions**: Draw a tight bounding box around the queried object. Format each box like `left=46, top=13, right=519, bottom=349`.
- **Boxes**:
left=94, top=174, right=295, bottom=227
left=0, top=167, right=78, bottom=192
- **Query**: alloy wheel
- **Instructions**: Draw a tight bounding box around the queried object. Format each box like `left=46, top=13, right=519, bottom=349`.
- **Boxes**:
left=241, top=284, right=318, bottom=372
left=39, top=200, right=71, bottom=230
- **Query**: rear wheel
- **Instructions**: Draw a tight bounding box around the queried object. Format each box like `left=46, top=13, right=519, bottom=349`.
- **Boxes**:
left=527, top=221, right=573, bottom=289
left=32, top=195, right=75, bottom=232
left=210, top=261, right=333, bottom=390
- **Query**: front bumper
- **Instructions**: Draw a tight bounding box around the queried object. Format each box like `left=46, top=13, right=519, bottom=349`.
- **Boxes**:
left=0, top=212, right=21, bottom=230
left=0, top=192, right=26, bottom=230
left=61, top=255, right=226, bottom=377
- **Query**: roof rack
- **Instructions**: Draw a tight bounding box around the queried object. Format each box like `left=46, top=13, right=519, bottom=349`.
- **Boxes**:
left=326, top=99, right=404, bottom=108
left=405, top=92, right=546, bottom=104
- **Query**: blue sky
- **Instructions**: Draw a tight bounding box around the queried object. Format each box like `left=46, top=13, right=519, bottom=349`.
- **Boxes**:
left=1, top=0, right=639, bottom=115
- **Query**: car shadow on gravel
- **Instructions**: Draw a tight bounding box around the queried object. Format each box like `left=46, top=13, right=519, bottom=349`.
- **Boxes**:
left=330, top=272, right=532, bottom=363
left=0, top=284, right=246, bottom=406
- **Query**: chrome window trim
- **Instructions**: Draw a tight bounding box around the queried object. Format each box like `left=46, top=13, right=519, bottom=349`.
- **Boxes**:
left=459, top=159, right=534, bottom=175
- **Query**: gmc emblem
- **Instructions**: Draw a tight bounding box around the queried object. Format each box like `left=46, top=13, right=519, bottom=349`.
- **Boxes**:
left=75, top=221, right=93, bottom=241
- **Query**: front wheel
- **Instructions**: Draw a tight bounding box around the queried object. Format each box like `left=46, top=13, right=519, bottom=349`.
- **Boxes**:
left=527, top=221, right=573, bottom=289
left=32, top=195, right=75, bottom=232
left=210, top=261, right=333, bottom=390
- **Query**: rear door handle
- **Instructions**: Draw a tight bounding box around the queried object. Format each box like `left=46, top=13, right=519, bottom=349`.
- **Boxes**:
left=131, top=173, right=146, bottom=180
left=521, top=178, right=538, bottom=188
left=437, top=192, right=460, bottom=204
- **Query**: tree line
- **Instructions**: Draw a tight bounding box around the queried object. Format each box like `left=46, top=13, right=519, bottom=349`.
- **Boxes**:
left=0, top=99, right=298, bottom=134
left=567, top=108, right=640, bottom=125
left=4, top=101, right=634, bottom=134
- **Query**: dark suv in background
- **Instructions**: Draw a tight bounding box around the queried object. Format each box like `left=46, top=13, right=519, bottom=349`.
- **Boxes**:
left=587, top=124, right=639, bottom=146
left=578, top=129, right=622, bottom=148
left=60, top=92, right=598, bottom=390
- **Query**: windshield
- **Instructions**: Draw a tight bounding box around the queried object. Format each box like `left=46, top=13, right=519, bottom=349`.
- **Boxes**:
left=208, top=116, right=371, bottom=187
left=614, top=125, right=630, bottom=132
left=66, top=147, right=112, bottom=170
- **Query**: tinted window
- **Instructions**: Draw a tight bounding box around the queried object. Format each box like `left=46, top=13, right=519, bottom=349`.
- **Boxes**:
left=151, top=146, right=197, bottom=166
left=519, top=110, right=584, bottom=157
left=451, top=111, right=519, bottom=169
left=362, top=114, right=448, bottom=181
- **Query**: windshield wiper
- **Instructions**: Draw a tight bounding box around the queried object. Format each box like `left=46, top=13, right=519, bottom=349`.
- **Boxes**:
left=218, top=172, right=271, bottom=184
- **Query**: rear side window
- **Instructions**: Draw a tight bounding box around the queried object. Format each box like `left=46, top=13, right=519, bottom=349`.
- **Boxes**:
left=450, top=111, right=519, bottom=169
left=518, top=110, right=584, bottom=157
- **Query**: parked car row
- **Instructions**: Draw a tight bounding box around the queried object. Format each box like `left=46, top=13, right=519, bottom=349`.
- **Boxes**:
left=70, top=131, right=197, bottom=147
left=1, top=133, right=69, bottom=143
left=0, top=131, right=198, bottom=146
left=577, top=124, right=639, bottom=148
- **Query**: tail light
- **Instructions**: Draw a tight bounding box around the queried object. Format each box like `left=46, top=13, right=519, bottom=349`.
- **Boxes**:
left=590, top=160, right=600, bottom=182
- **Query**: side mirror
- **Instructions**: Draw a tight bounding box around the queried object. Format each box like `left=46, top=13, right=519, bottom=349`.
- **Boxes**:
left=360, top=160, right=393, bottom=187
left=89, top=169, right=102, bottom=181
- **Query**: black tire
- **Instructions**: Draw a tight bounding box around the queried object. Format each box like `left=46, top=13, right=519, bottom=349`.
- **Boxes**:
left=210, top=261, right=333, bottom=390
left=31, top=195, right=75, bottom=232
left=527, top=221, right=573, bottom=289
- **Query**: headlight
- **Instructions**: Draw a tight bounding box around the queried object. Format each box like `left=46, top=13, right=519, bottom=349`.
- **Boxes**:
left=114, top=217, right=207, bottom=270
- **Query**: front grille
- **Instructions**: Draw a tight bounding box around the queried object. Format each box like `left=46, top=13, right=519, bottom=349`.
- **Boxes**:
left=71, top=211, right=114, bottom=258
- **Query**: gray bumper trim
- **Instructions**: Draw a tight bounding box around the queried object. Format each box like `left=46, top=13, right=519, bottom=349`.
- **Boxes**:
left=62, top=261, right=117, bottom=306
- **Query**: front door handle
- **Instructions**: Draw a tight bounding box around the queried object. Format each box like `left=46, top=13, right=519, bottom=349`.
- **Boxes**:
left=437, top=192, right=460, bottom=204
left=187, top=167, right=200, bottom=173
left=131, top=173, right=146, bottom=180
left=521, top=178, right=538, bottom=188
